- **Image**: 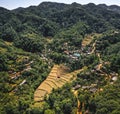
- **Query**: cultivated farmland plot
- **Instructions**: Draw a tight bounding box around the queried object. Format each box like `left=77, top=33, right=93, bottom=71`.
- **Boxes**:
left=34, top=65, right=85, bottom=102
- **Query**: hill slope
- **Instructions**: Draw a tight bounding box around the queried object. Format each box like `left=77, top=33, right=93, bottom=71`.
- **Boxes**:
left=0, top=2, right=120, bottom=114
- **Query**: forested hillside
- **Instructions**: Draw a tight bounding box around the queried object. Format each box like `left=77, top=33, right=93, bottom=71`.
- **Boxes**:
left=0, top=2, right=120, bottom=114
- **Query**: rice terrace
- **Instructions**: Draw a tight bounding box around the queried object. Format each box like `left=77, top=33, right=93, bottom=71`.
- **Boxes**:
left=34, top=65, right=86, bottom=102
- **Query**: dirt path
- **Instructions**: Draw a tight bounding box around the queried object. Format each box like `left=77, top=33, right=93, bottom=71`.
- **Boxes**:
left=73, top=90, right=82, bottom=114
left=77, top=100, right=82, bottom=114
left=10, top=61, right=33, bottom=79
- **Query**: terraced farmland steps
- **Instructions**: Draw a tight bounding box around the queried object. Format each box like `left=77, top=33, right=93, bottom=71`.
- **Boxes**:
left=34, top=65, right=86, bottom=102
left=45, top=79, right=58, bottom=88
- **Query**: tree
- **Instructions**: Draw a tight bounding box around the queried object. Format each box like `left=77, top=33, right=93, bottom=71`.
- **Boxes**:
left=62, top=99, right=72, bottom=114
left=4, top=104, right=19, bottom=114
left=26, top=108, right=43, bottom=114
left=18, top=99, right=29, bottom=113
left=0, top=54, right=8, bottom=71
left=14, top=37, right=44, bottom=53
left=44, top=109, right=55, bottom=114
left=39, top=21, right=58, bottom=37
left=111, top=54, right=120, bottom=72
left=1, top=23, right=17, bottom=42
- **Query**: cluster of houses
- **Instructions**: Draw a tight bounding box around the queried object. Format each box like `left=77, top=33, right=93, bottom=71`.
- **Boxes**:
left=109, top=72, right=118, bottom=84
left=72, top=71, right=118, bottom=93
left=73, top=83, right=98, bottom=93
left=64, top=51, right=81, bottom=60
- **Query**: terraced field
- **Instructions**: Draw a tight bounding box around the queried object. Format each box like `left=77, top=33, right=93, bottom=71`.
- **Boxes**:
left=34, top=65, right=86, bottom=102
left=82, top=34, right=94, bottom=47
left=82, top=33, right=101, bottom=48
